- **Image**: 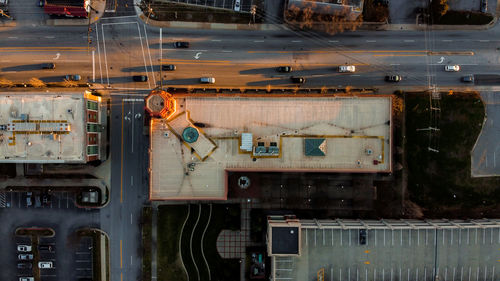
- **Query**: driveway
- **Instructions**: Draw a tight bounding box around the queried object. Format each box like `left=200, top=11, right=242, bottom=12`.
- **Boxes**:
left=471, top=91, right=500, bottom=177
left=388, top=0, right=426, bottom=24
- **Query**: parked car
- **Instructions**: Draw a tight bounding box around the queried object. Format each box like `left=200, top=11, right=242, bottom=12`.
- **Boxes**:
left=26, top=192, right=32, bottom=207
left=385, top=75, right=402, bottom=82
left=65, top=74, right=81, bottom=81
left=359, top=229, right=367, bottom=245
left=17, top=263, right=32, bottom=269
left=461, top=75, right=474, bottom=83
left=234, top=0, right=241, bottom=11
left=339, top=65, right=356, bottom=73
left=19, top=277, right=35, bottom=281
left=42, top=63, right=55, bottom=69
left=38, top=261, right=53, bottom=269
left=41, top=193, right=51, bottom=206
left=17, top=245, right=32, bottom=252
left=39, top=245, right=55, bottom=252
left=162, top=64, right=176, bottom=71
left=481, top=0, right=488, bottom=13
left=133, top=75, right=148, bottom=82
left=276, top=66, right=292, bottom=73
left=174, top=41, right=189, bottom=48
left=18, top=254, right=34, bottom=261
left=291, top=76, right=305, bottom=84
left=444, top=65, right=460, bottom=72
left=200, top=77, right=215, bottom=84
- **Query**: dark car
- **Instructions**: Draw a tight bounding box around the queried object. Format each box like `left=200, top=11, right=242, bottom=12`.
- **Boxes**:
left=18, top=262, right=33, bottom=269
left=277, top=66, right=292, bottom=73
left=461, top=75, right=474, bottom=83
left=162, top=64, right=176, bottom=71
left=174, top=41, right=189, bottom=48
left=41, top=193, right=51, bottom=206
left=359, top=229, right=367, bottom=245
left=385, top=75, right=402, bottom=82
left=291, top=76, right=305, bottom=84
left=133, top=75, right=148, bottom=82
left=65, top=74, right=81, bottom=81
left=39, top=245, right=55, bottom=252
left=42, top=63, right=55, bottom=69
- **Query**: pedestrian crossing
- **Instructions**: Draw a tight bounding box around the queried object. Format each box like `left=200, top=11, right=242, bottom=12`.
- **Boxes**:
left=0, top=192, right=6, bottom=208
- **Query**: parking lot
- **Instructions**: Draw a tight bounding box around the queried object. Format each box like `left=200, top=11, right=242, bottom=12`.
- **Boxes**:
left=74, top=236, right=94, bottom=280
left=168, top=0, right=255, bottom=12
left=0, top=191, right=77, bottom=209
left=14, top=231, right=57, bottom=281
left=273, top=221, right=500, bottom=281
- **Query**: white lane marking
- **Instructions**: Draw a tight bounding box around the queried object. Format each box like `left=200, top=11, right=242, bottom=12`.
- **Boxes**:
left=479, top=40, right=490, bottom=42
left=45, top=36, right=55, bottom=39
left=101, top=21, right=137, bottom=26
left=390, top=63, right=400, bottom=66
left=404, top=40, right=415, bottom=42
left=329, top=40, right=339, bottom=43
left=100, top=15, right=138, bottom=20
left=137, top=22, right=151, bottom=89
left=96, top=23, right=103, bottom=84
left=8, top=37, right=18, bottom=39
left=442, top=40, right=453, bottom=42
left=221, top=50, right=232, bottom=53
left=130, top=255, right=133, bottom=265
left=143, top=24, right=156, bottom=86
left=131, top=175, right=134, bottom=186
left=92, top=50, right=95, bottom=82
left=366, top=40, right=376, bottom=42
left=130, top=213, right=133, bottom=224
left=101, top=24, right=110, bottom=86
left=351, top=74, right=361, bottom=77
left=253, top=40, right=264, bottom=42
left=292, top=40, right=302, bottom=42
left=211, top=39, right=221, bottom=42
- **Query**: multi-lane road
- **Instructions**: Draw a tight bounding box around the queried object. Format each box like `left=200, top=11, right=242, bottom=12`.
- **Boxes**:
left=2, top=7, right=500, bottom=281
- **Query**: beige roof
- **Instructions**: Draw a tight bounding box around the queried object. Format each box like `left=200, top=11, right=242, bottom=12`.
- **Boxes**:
left=150, top=95, right=392, bottom=200
left=0, top=92, right=86, bottom=163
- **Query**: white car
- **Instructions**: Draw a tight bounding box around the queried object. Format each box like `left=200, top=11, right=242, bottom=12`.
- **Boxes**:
left=17, top=245, right=32, bottom=252
left=38, top=261, right=53, bottom=268
left=200, top=77, right=215, bottom=84
left=19, top=277, right=34, bottom=281
left=339, top=65, right=356, bottom=73
left=234, top=0, right=241, bottom=11
left=445, top=65, right=460, bottom=72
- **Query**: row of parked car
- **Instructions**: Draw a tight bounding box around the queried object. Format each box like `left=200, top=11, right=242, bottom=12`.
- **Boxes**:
left=17, top=243, right=55, bottom=281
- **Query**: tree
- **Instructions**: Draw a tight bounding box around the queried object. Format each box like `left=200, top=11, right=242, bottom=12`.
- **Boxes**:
left=431, top=0, right=449, bottom=18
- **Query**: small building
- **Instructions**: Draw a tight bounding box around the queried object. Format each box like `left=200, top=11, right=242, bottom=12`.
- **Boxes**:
left=147, top=93, right=392, bottom=201
left=0, top=91, right=105, bottom=163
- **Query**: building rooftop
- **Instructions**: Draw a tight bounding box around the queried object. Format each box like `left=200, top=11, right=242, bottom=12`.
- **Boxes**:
left=149, top=95, right=392, bottom=200
left=0, top=92, right=87, bottom=163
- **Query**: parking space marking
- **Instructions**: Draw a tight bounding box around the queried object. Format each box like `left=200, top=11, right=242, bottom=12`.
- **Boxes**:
left=443, top=229, right=445, bottom=245
left=451, top=229, right=453, bottom=245
left=315, top=228, right=317, bottom=246
left=445, top=267, right=448, bottom=281
left=349, top=229, right=351, bottom=246
left=305, top=228, right=308, bottom=246
left=323, top=229, right=325, bottom=246
left=392, top=229, right=394, bottom=246
left=426, top=229, right=429, bottom=245
left=400, top=229, right=403, bottom=246
left=416, top=268, right=419, bottom=281
left=418, top=229, right=420, bottom=245
left=340, top=229, right=342, bottom=246
left=425, top=267, right=427, bottom=281
left=476, top=228, right=478, bottom=244
left=483, top=228, right=486, bottom=244
left=409, top=229, right=411, bottom=246
left=374, top=230, right=376, bottom=246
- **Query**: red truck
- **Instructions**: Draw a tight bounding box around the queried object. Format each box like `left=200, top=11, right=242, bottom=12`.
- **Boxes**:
left=43, top=0, right=89, bottom=18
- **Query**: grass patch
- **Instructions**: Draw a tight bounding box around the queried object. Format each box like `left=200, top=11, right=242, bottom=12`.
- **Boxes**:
left=436, top=11, right=493, bottom=25
left=203, top=204, right=241, bottom=281
left=145, top=1, right=262, bottom=24
left=405, top=92, right=500, bottom=217
left=157, top=205, right=188, bottom=281
left=142, top=207, right=152, bottom=281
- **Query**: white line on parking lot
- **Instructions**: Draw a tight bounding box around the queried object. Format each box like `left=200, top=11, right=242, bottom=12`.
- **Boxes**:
left=491, top=266, right=495, bottom=281
left=391, top=268, right=393, bottom=281
left=469, top=267, right=471, bottom=281
left=323, top=229, right=325, bottom=245
left=479, top=40, right=490, bottom=42
left=453, top=267, right=456, bottom=281
left=392, top=229, right=394, bottom=246
left=483, top=228, right=485, bottom=244
left=8, top=37, right=18, bottom=39
left=384, top=229, right=386, bottom=246
left=211, top=40, right=221, bottom=42
left=400, top=229, right=403, bottom=246
left=222, top=50, right=232, bottom=53
left=374, top=269, right=376, bottom=281
left=477, top=267, right=480, bottom=281
left=349, top=229, right=351, bottom=246
left=329, top=40, right=339, bottom=43
left=409, top=229, right=411, bottom=246
left=131, top=255, right=133, bottom=265
left=491, top=228, right=493, bottom=244
left=366, top=40, right=376, bottom=43
left=425, top=267, right=427, bottom=281
left=461, top=267, right=464, bottom=281
left=418, top=229, right=420, bottom=245
left=442, top=40, right=453, bottom=42
left=253, top=40, right=264, bottom=43
left=374, top=230, right=376, bottom=246
left=484, top=266, right=487, bottom=281
left=445, top=267, right=448, bottom=281
left=340, top=230, right=342, bottom=246
left=416, top=268, right=419, bottom=281
left=315, top=228, right=317, bottom=246
left=408, top=268, right=410, bottom=281
left=390, top=63, right=400, bottom=66
left=305, top=228, right=308, bottom=246
left=131, top=213, right=133, bottom=224
left=476, top=228, right=478, bottom=244
left=131, top=175, right=134, bottom=186
left=400, top=268, right=402, bottom=280
left=443, top=229, right=445, bottom=245
left=339, top=268, right=342, bottom=281
left=382, top=269, right=384, bottom=281
left=45, top=36, right=55, bottom=39
left=404, top=40, right=415, bottom=43
left=291, top=40, right=302, bottom=43
left=366, top=269, right=368, bottom=281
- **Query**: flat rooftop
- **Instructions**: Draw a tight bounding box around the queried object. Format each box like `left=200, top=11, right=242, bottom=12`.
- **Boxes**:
left=270, top=219, right=500, bottom=281
left=0, top=93, right=86, bottom=163
left=150, top=95, right=392, bottom=200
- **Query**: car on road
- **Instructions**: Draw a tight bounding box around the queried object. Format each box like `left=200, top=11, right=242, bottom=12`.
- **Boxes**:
left=162, top=64, right=176, bottom=71
left=200, top=77, right=215, bottom=84
left=277, top=66, right=292, bottom=73
left=339, top=65, right=356, bottom=73
left=17, top=245, right=32, bottom=252
left=461, top=75, right=474, bottom=83
left=385, top=75, right=402, bottom=82
left=133, top=75, right=148, bottom=82
left=19, top=277, right=34, bottom=281
left=444, top=65, right=460, bottom=72
left=18, top=254, right=33, bottom=260
left=291, top=76, right=305, bottom=84
left=65, top=74, right=81, bottom=81
left=38, top=261, right=53, bottom=269
left=17, top=263, right=32, bottom=269
left=42, top=63, right=55, bottom=69
left=359, top=229, right=367, bottom=245
left=174, top=41, right=189, bottom=48
left=39, top=244, right=55, bottom=252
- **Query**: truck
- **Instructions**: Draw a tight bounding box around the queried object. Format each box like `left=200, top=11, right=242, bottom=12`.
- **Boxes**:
left=43, top=0, right=89, bottom=18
